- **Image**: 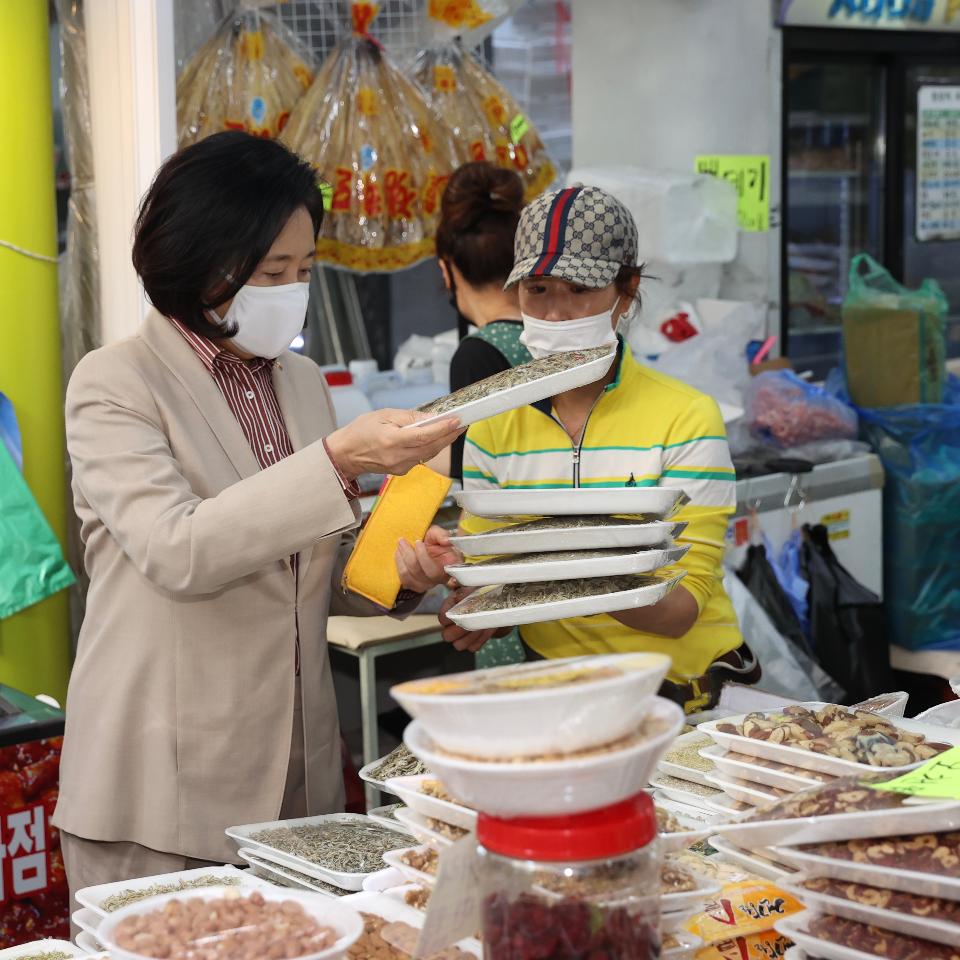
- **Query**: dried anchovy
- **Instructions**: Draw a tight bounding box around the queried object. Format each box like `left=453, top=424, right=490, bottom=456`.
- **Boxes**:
left=455, top=572, right=674, bottom=614
left=472, top=547, right=651, bottom=567
left=366, top=744, right=427, bottom=783
left=16, top=954, right=72, bottom=960
left=418, top=347, right=613, bottom=416
left=480, top=514, right=657, bottom=535
left=372, top=803, right=405, bottom=822
left=663, top=735, right=716, bottom=773
left=251, top=821, right=410, bottom=874
left=101, top=874, right=241, bottom=912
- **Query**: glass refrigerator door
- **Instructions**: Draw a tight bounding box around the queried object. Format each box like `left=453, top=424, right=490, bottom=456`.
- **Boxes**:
left=785, top=61, right=886, bottom=376
left=903, top=65, right=960, bottom=359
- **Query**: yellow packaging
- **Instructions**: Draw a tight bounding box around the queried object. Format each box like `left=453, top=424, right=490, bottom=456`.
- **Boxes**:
left=685, top=880, right=804, bottom=945
left=695, top=929, right=793, bottom=960
left=342, top=465, right=452, bottom=608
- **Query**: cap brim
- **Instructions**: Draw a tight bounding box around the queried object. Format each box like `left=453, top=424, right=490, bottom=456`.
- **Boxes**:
left=505, top=253, right=621, bottom=290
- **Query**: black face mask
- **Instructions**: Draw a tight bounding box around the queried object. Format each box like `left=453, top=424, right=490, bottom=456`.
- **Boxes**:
left=447, top=271, right=471, bottom=341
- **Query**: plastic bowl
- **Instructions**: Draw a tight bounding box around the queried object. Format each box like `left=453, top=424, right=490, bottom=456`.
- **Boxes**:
left=403, top=696, right=684, bottom=817
left=391, top=653, right=671, bottom=759
left=99, top=886, right=363, bottom=960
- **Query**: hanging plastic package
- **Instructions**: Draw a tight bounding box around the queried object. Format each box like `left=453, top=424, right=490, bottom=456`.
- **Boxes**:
left=282, top=2, right=459, bottom=272
left=842, top=253, right=947, bottom=407
left=802, top=523, right=893, bottom=703
left=176, top=5, right=314, bottom=146
left=860, top=401, right=960, bottom=651
left=411, top=1, right=556, bottom=204
left=0, top=406, right=75, bottom=621
left=745, top=370, right=858, bottom=449
left=775, top=528, right=810, bottom=639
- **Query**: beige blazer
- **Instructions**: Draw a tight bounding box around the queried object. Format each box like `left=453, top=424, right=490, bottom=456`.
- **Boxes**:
left=55, top=310, right=382, bottom=862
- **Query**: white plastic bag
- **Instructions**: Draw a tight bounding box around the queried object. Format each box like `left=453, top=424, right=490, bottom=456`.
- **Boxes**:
left=724, top=571, right=844, bottom=703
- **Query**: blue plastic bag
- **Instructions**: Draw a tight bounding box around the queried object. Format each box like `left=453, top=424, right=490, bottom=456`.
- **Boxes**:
left=860, top=402, right=960, bottom=651
left=775, top=529, right=810, bottom=641
left=0, top=392, right=22, bottom=472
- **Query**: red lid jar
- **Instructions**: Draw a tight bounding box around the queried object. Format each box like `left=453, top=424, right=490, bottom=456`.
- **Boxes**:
left=476, top=794, right=662, bottom=960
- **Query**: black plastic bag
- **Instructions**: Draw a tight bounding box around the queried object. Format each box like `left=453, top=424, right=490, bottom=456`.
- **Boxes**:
left=802, top=523, right=893, bottom=703
left=737, top=544, right=809, bottom=655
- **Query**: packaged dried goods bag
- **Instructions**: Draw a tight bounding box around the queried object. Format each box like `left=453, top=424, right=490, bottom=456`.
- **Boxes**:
left=684, top=879, right=804, bottom=945
left=282, top=2, right=459, bottom=272
left=176, top=5, right=314, bottom=146
left=411, top=41, right=556, bottom=203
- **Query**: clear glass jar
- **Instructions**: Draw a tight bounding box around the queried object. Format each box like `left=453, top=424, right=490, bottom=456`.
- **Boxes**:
left=477, top=793, right=661, bottom=960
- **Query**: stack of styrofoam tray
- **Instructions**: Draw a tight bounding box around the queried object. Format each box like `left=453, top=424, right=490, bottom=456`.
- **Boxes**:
left=382, top=844, right=438, bottom=889
left=385, top=774, right=477, bottom=834
left=707, top=835, right=798, bottom=882
left=366, top=802, right=408, bottom=831
left=656, top=730, right=717, bottom=788
left=662, top=932, right=704, bottom=959
left=651, top=772, right=726, bottom=813
left=704, top=770, right=790, bottom=808
left=393, top=805, right=464, bottom=849
left=445, top=487, right=690, bottom=629
left=654, top=794, right=724, bottom=852
left=661, top=870, right=721, bottom=934
left=237, top=847, right=354, bottom=897
left=226, top=813, right=415, bottom=892
left=699, top=743, right=833, bottom=794
left=74, top=932, right=105, bottom=954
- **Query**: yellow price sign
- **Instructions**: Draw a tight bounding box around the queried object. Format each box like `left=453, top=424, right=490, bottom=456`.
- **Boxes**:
left=695, top=155, right=770, bottom=232
left=871, top=746, right=960, bottom=800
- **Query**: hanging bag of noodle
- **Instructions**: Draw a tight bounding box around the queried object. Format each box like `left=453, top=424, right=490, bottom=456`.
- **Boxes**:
left=282, top=2, right=459, bottom=273
left=176, top=4, right=314, bottom=147
left=412, top=2, right=556, bottom=202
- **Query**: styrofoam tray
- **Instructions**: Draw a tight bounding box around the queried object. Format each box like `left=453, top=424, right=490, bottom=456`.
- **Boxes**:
left=663, top=931, right=703, bottom=959
left=226, top=813, right=412, bottom=892
left=700, top=744, right=827, bottom=793
left=361, top=867, right=408, bottom=893
left=384, top=775, right=478, bottom=832
left=237, top=847, right=351, bottom=896
left=852, top=691, right=909, bottom=718
left=393, top=805, right=462, bottom=849
left=72, top=907, right=101, bottom=938
left=456, top=486, right=686, bottom=519
left=705, top=771, right=783, bottom=807
left=74, top=932, right=104, bottom=953
left=449, top=520, right=687, bottom=557
left=382, top=846, right=438, bottom=889
left=76, top=863, right=257, bottom=917
left=656, top=731, right=717, bottom=788
left=701, top=793, right=755, bottom=820
left=776, top=909, right=929, bottom=960
left=413, top=346, right=615, bottom=430
left=652, top=775, right=724, bottom=811
left=366, top=803, right=409, bottom=832
left=784, top=950, right=806, bottom=960
left=699, top=708, right=960, bottom=778
left=707, top=835, right=797, bottom=881
left=447, top=570, right=686, bottom=630
left=341, top=890, right=481, bottom=957
left=446, top=544, right=690, bottom=587
left=662, top=872, right=721, bottom=914
left=771, top=844, right=960, bottom=902
left=0, top=941, right=87, bottom=959
left=783, top=874, right=960, bottom=948
left=713, top=797, right=960, bottom=849
left=655, top=794, right=723, bottom=852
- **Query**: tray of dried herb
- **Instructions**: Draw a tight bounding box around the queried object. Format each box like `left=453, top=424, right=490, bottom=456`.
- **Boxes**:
left=446, top=570, right=687, bottom=630
left=457, top=486, right=689, bottom=520
left=226, top=814, right=416, bottom=891
left=411, top=346, right=615, bottom=429
left=0, top=941, right=87, bottom=960
left=445, top=544, right=690, bottom=587
left=449, top=516, right=688, bottom=557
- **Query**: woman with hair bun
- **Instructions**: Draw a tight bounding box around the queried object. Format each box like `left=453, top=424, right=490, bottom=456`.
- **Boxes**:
left=434, top=161, right=529, bottom=481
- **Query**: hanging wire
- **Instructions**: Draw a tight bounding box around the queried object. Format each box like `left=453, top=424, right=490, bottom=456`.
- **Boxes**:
left=0, top=240, right=59, bottom=264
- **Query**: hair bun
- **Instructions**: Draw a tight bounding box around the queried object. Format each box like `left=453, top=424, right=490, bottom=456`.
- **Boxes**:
left=440, top=161, right=523, bottom=234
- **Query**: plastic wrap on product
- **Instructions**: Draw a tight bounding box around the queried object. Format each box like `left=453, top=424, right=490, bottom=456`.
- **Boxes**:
left=411, top=42, right=556, bottom=203
left=282, top=2, right=459, bottom=273
left=176, top=7, right=314, bottom=146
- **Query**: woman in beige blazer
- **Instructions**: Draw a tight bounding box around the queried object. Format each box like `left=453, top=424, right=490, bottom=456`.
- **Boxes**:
left=55, top=133, right=461, bottom=895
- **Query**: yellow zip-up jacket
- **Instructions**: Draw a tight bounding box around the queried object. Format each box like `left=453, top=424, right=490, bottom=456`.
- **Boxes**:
left=461, top=342, right=742, bottom=680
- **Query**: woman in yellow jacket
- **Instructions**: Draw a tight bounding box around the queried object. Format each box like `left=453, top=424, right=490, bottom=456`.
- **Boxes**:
left=435, top=185, right=757, bottom=713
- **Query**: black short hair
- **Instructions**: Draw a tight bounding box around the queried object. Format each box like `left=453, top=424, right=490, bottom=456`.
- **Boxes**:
left=132, top=131, right=323, bottom=339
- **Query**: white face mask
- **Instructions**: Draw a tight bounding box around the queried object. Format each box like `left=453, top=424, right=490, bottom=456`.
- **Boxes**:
left=520, top=304, right=621, bottom=360
left=212, top=281, right=310, bottom=359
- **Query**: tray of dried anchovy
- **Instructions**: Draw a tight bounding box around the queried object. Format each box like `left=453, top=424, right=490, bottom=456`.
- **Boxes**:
left=449, top=516, right=687, bottom=557
left=237, top=847, right=353, bottom=897
left=75, top=864, right=263, bottom=918
left=457, top=486, right=689, bottom=520
left=445, top=544, right=690, bottom=587
left=411, top=346, right=616, bottom=429
left=0, top=940, right=87, bottom=960
left=226, top=814, right=416, bottom=891
left=446, top=570, right=687, bottom=630
left=358, top=744, right=428, bottom=790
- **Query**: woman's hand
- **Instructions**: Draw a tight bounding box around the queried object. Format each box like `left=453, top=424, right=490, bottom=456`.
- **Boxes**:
left=395, top=525, right=461, bottom=594
left=326, top=409, right=463, bottom=479
left=437, top=587, right=510, bottom=653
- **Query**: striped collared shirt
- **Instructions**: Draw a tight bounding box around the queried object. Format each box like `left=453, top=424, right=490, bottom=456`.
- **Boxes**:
left=171, top=318, right=302, bottom=670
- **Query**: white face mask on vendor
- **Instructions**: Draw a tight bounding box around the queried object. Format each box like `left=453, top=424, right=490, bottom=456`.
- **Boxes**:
left=519, top=305, right=620, bottom=360
left=210, top=281, right=310, bottom=359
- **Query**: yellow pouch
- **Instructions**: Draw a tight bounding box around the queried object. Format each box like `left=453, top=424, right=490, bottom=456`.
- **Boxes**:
left=342, top=465, right=452, bottom=608
left=685, top=880, right=804, bottom=945
left=695, top=929, right=794, bottom=959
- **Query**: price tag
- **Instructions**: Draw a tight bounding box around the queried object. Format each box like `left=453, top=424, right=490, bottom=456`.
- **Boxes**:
left=694, top=155, right=770, bottom=232
left=413, top=835, right=481, bottom=957
left=870, top=746, right=960, bottom=800
left=318, top=181, right=333, bottom=212
left=510, top=113, right=531, bottom=145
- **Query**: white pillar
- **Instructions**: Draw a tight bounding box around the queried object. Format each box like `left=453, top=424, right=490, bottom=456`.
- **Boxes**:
left=85, top=0, right=177, bottom=344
